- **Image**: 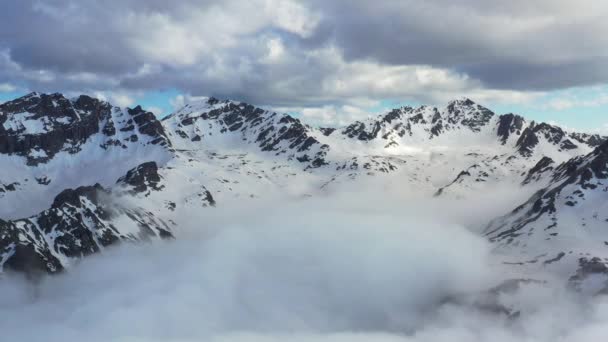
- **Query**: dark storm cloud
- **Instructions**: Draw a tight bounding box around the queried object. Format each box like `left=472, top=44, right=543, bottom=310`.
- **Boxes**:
left=303, top=0, right=608, bottom=90
left=460, top=58, right=608, bottom=90
left=0, top=0, right=606, bottom=106
left=0, top=1, right=136, bottom=74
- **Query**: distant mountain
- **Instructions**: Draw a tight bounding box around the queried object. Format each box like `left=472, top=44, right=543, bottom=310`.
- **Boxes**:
left=0, top=92, right=606, bottom=281
left=162, top=97, right=329, bottom=169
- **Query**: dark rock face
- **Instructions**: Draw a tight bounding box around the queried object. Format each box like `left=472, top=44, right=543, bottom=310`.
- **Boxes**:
left=51, top=184, right=106, bottom=208
left=446, top=99, right=494, bottom=132
left=569, top=257, right=608, bottom=293
left=498, top=116, right=603, bottom=155
left=0, top=182, right=20, bottom=193
left=534, top=123, right=564, bottom=143
left=434, top=170, right=472, bottom=196
left=319, top=127, right=336, bottom=136
left=570, top=132, right=606, bottom=147
left=342, top=121, right=382, bottom=141
left=0, top=93, right=170, bottom=165
left=128, top=106, right=171, bottom=146
left=571, top=258, right=608, bottom=279
left=551, top=140, right=608, bottom=184
left=515, top=127, right=540, bottom=157
left=0, top=93, right=112, bottom=164
left=589, top=140, right=608, bottom=175
left=522, top=157, right=555, bottom=185
left=199, top=189, right=216, bottom=207
left=116, top=162, right=164, bottom=195
left=560, top=139, right=577, bottom=150
left=0, top=182, right=173, bottom=274
left=0, top=218, right=63, bottom=274
left=382, top=108, right=404, bottom=124
left=497, top=114, right=525, bottom=144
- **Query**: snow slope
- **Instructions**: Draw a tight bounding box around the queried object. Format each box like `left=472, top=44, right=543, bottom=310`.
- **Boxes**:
left=485, top=140, right=608, bottom=293
left=0, top=93, right=606, bottom=285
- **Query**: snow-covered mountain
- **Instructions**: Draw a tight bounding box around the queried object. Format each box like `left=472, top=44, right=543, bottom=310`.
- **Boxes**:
left=485, top=140, right=608, bottom=293
left=0, top=92, right=172, bottom=220
left=0, top=92, right=606, bottom=286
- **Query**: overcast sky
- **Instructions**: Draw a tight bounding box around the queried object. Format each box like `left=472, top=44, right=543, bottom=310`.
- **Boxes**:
left=1, top=0, right=607, bottom=130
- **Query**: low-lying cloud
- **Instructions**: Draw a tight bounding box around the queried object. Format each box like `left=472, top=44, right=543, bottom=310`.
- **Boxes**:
left=0, top=188, right=605, bottom=341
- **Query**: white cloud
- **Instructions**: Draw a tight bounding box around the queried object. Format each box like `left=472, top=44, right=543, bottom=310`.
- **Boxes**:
left=300, top=104, right=373, bottom=125
left=244, top=46, right=541, bottom=107
left=89, top=91, right=136, bottom=107
left=544, top=93, right=608, bottom=111
left=263, top=38, right=286, bottom=63
left=145, top=106, right=164, bottom=116
left=0, top=0, right=605, bottom=125
left=272, top=102, right=383, bottom=126
left=0, top=83, right=16, bottom=92
left=0, top=188, right=495, bottom=341
left=0, top=185, right=605, bottom=341
left=119, top=0, right=320, bottom=67
left=110, top=94, right=135, bottom=107
left=268, top=0, right=321, bottom=38
left=169, top=94, right=210, bottom=110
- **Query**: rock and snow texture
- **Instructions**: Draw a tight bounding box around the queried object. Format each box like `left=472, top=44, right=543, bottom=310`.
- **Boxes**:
left=0, top=92, right=172, bottom=219
left=485, top=140, right=608, bottom=292
left=0, top=181, right=170, bottom=274
left=0, top=92, right=606, bottom=281
left=162, top=97, right=330, bottom=169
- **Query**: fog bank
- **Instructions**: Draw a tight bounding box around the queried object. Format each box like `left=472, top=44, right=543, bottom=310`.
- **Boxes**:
left=0, top=189, right=604, bottom=342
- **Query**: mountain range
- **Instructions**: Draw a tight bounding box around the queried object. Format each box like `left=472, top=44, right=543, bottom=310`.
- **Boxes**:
left=1, top=92, right=607, bottom=292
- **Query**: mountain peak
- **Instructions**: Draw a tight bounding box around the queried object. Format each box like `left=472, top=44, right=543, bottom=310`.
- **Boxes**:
left=0, top=91, right=171, bottom=166
left=444, top=98, right=494, bottom=131
left=207, top=96, right=221, bottom=105
left=447, top=97, right=476, bottom=107
left=22, top=91, right=41, bottom=99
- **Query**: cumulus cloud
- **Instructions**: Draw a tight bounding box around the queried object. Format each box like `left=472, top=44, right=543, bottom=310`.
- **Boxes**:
left=295, top=104, right=376, bottom=126
left=1, top=0, right=604, bottom=111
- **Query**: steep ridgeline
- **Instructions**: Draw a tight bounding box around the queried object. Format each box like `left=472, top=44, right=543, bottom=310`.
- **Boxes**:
left=0, top=161, right=216, bottom=274
left=160, top=97, right=603, bottom=195
left=314, top=98, right=603, bottom=194
left=162, top=97, right=329, bottom=169
left=313, top=99, right=502, bottom=188
left=0, top=181, right=168, bottom=274
left=325, top=98, right=600, bottom=150
left=485, top=141, right=608, bottom=292
left=0, top=93, right=173, bottom=219
left=335, top=98, right=496, bottom=144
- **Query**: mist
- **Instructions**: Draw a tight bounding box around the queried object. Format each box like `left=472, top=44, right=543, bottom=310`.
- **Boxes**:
left=0, top=186, right=605, bottom=342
